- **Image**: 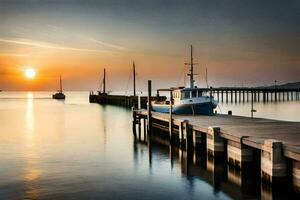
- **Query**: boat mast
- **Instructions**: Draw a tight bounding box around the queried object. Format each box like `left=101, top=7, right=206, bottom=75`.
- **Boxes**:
left=190, top=45, right=194, bottom=88
left=133, top=61, right=136, bottom=97
left=59, top=75, right=62, bottom=92
left=103, top=68, right=106, bottom=94
left=185, top=45, right=196, bottom=88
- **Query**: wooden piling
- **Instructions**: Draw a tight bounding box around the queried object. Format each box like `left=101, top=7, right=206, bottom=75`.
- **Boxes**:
left=221, top=90, right=224, bottom=103
left=138, top=117, right=141, bottom=141
left=227, top=138, right=253, bottom=169
left=235, top=90, right=237, bottom=103
left=132, top=107, right=137, bottom=138
left=185, top=121, right=193, bottom=153
left=293, top=160, right=300, bottom=191
left=226, top=90, right=228, bottom=103
left=147, top=80, right=152, bottom=135
left=207, top=126, right=224, bottom=157
left=261, top=139, right=287, bottom=183
left=169, top=90, right=173, bottom=142
left=143, top=118, right=147, bottom=142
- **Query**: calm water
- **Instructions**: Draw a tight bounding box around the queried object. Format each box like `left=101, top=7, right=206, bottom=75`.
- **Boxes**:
left=0, top=92, right=299, bottom=199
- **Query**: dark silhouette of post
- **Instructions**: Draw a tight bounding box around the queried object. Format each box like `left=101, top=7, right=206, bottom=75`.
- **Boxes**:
left=235, top=90, right=237, bottom=103
left=133, top=62, right=136, bottom=97
left=226, top=90, right=228, bottom=103
left=274, top=80, right=277, bottom=102
left=169, top=90, right=173, bottom=142
left=251, top=91, right=254, bottom=118
left=132, top=108, right=137, bottom=138
left=147, top=80, right=152, bottom=135
left=221, top=90, right=224, bottom=103
left=251, top=88, right=256, bottom=118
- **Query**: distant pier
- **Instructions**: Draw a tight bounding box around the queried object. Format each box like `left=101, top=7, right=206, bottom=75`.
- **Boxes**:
left=89, top=87, right=300, bottom=108
left=199, top=87, right=300, bottom=103
left=89, top=91, right=166, bottom=108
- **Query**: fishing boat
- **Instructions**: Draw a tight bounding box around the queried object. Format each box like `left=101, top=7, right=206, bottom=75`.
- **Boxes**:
left=152, top=46, right=218, bottom=115
left=52, top=76, right=65, bottom=100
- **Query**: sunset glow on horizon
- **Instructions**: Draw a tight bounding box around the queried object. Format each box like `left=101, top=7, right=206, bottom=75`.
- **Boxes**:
left=0, top=0, right=299, bottom=91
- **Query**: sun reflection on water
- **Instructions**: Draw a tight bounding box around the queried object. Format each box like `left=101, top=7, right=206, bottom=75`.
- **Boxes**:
left=24, top=92, right=41, bottom=199
left=26, top=92, right=34, bottom=136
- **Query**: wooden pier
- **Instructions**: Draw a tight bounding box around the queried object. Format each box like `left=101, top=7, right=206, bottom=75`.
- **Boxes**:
left=133, top=109, right=300, bottom=191
left=199, top=87, right=300, bottom=103
left=89, top=91, right=165, bottom=108
left=131, top=80, right=300, bottom=193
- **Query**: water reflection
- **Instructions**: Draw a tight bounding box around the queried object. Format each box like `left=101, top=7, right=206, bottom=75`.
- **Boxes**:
left=26, top=92, right=34, bottom=136
left=137, top=131, right=300, bottom=200
left=1, top=92, right=299, bottom=199
left=24, top=92, right=41, bottom=199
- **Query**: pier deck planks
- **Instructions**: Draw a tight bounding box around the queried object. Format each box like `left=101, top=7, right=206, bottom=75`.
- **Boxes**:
left=137, top=110, right=300, bottom=161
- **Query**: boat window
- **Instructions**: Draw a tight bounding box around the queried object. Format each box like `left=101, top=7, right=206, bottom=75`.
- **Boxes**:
left=182, top=91, right=190, bottom=99
left=197, top=90, right=202, bottom=97
left=173, top=91, right=177, bottom=99
left=192, top=90, right=197, bottom=98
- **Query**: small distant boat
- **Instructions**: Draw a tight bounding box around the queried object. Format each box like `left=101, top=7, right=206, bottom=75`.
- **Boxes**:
left=52, top=76, right=65, bottom=100
left=152, top=46, right=218, bottom=115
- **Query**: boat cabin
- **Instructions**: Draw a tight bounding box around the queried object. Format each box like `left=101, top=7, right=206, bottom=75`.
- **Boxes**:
left=156, top=87, right=208, bottom=104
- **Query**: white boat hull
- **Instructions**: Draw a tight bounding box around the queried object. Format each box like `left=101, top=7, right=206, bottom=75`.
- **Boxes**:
left=152, top=101, right=216, bottom=115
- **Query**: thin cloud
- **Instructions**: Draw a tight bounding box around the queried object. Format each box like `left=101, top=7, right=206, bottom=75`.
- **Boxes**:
left=88, top=38, right=132, bottom=51
left=0, top=38, right=110, bottom=53
left=0, top=53, right=29, bottom=57
left=44, top=24, right=132, bottom=52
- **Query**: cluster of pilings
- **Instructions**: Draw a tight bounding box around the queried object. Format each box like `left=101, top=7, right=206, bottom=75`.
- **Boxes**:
left=133, top=129, right=297, bottom=199
left=200, top=88, right=300, bottom=103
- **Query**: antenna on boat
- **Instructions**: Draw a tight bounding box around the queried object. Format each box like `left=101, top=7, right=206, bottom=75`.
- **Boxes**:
left=185, top=45, right=198, bottom=88
left=183, top=65, right=186, bottom=87
left=205, top=67, right=208, bottom=88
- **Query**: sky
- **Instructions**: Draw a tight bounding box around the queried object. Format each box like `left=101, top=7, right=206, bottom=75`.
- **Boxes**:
left=0, top=0, right=299, bottom=91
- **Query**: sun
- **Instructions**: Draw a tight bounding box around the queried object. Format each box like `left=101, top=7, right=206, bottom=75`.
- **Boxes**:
left=24, top=68, right=36, bottom=79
